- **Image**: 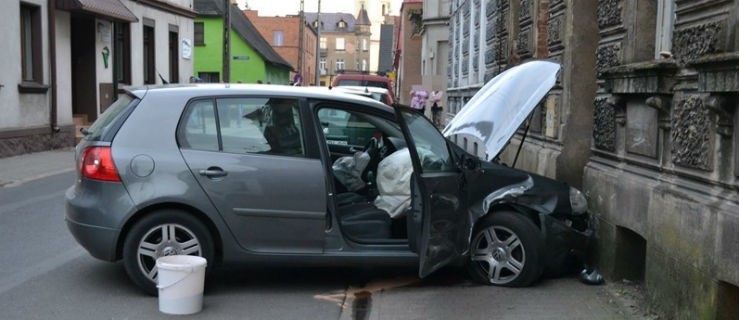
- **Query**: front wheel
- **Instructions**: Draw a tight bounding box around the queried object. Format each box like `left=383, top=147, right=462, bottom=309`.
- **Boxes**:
left=467, top=211, right=543, bottom=287
left=122, top=210, right=214, bottom=295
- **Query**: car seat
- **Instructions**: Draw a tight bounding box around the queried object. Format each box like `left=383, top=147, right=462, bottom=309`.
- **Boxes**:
left=263, top=104, right=302, bottom=155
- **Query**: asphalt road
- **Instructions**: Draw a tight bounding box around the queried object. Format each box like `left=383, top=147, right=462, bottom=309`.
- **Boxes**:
left=0, top=171, right=653, bottom=320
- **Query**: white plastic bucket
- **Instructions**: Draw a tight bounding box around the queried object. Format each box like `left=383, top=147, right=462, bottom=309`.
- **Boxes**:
left=156, top=255, right=207, bottom=315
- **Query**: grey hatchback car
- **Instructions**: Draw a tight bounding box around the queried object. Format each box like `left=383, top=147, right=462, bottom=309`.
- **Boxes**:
left=66, top=61, right=594, bottom=295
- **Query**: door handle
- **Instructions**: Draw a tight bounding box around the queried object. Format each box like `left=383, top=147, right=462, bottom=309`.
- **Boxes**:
left=199, top=167, right=228, bottom=179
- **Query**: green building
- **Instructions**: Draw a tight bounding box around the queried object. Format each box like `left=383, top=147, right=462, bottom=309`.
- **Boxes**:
left=193, top=0, right=292, bottom=84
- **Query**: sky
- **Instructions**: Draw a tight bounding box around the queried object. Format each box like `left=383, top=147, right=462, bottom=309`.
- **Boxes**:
left=237, top=0, right=401, bottom=17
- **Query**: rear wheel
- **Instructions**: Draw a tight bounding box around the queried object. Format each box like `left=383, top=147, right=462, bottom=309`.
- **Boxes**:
left=467, top=211, right=543, bottom=287
left=122, top=210, right=214, bottom=295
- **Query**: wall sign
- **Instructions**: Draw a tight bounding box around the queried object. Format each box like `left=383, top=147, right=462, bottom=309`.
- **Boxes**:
left=181, top=38, right=192, bottom=60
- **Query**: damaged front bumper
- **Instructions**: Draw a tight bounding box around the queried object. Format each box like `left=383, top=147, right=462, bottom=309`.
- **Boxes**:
left=539, top=211, right=595, bottom=275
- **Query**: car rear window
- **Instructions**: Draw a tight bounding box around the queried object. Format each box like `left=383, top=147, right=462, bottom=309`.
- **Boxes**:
left=84, top=94, right=138, bottom=142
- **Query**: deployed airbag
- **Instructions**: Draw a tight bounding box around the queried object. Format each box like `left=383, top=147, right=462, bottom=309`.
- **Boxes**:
left=374, top=148, right=413, bottom=218
left=332, top=151, right=370, bottom=191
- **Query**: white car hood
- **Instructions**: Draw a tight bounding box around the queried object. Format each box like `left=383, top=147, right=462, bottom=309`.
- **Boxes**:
left=442, top=61, right=561, bottom=159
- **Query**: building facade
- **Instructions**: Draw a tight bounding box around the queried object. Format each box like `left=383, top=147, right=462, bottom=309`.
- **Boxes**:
left=377, top=15, right=400, bottom=76
left=445, top=1, right=738, bottom=319
left=395, top=0, right=423, bottom=105
left=586, top=1, right=739, bottom=319
left=194, top=0, right=292, bottom=84
left=353, top=0, right=396, bottom=74
left=244, top=10, right=317, bottom=86
left=420, top=0, right=451, bottom=121
left=306, top=11, right=371, bottom=86
left=1, top=0, right=196, bottom=158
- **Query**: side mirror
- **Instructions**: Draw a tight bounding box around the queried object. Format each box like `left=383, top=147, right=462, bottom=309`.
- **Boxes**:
left=463, top=156, right=480, bottom=171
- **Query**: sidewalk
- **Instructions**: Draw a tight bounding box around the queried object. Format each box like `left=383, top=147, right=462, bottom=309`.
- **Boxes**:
left=0, top=148, right=76, bottom=188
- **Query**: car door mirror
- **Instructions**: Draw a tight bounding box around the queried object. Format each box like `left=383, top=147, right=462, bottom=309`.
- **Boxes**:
left=464, top=156, right=480, bottom=171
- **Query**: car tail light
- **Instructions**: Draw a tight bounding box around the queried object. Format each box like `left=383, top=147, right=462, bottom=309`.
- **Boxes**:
left=79, top=146, right=121, bottom=182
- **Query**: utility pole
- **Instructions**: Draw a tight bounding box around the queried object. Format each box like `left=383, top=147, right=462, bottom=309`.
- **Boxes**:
left=314, top=0, right=321, bottom=86
left=298, top=0, right=304, bottom=83
left=222, top=0, right=231, bottom=82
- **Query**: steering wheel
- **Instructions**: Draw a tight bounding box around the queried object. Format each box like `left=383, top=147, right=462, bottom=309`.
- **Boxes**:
left=361, top=135, right=384, bottom=194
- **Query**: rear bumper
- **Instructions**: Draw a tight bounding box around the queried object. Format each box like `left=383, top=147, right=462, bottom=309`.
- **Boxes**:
left=64, top=182, right=135, bottom=261
left=65, top=217, right=119, bottom=261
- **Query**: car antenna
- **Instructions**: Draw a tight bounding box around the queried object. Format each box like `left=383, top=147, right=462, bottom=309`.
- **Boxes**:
left=512, top=113, right=534, bottom=168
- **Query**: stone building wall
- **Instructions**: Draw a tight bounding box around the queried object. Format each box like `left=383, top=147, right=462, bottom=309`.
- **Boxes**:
left=585, top=0, right=739, bottom=319
left=447, top=0, right=739, bottom=318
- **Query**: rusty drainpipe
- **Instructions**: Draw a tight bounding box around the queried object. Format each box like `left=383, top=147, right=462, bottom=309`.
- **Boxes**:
left=48, top=0, right=59, bottom=134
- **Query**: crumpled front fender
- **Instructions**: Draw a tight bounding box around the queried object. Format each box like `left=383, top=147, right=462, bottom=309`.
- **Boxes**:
left=481, top=176, right=534, bottom=213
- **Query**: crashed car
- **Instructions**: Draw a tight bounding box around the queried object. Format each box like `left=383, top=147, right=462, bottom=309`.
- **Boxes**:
left=65, top=60, right=594, bottom=295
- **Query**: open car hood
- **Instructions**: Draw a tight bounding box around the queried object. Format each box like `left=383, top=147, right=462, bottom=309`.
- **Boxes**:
left=441, top=61, right=561, bottom=159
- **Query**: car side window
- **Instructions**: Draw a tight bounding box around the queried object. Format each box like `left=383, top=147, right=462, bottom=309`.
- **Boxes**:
left=179, top=97, right=304, bottom=157
left=317, top=108, right=377, bottom=148
left=401, top=110, right=454, bottom=173
left=180, top=99, right=219, bottom=151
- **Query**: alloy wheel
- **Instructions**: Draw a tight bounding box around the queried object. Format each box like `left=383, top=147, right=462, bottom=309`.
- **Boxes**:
left=136, top=223, right=202, bottom=282
left=470, top=225, right=526, bottom=285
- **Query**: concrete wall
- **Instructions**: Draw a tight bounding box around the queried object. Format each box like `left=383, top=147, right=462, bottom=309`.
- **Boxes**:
left=0, top=0, right=74, bottom=157
left=55, top=11, right=73, bottom=128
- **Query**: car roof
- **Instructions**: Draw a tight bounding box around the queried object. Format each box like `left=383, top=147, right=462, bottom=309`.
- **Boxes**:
left=125, top=84, right=393, bottom=110
left=333, top=74, right=390, bottom=81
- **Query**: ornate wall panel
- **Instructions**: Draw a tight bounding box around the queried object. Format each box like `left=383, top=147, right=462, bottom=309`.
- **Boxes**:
left=519, top=0, right=532, bottom=21
left=547, top=14, right=563, bottom=47
left=597, top=0, right=622, bottom=29
left=672, top=21, right=725, bottom=62
left=596, top=43, right=621, bottom=73
left=517, top=27, right=533, bottom=57
left=671, top=96, right=714, bottom=170
left=593, top=97, right=617, bottom=151
left=626, top=102, right=659, bottom=158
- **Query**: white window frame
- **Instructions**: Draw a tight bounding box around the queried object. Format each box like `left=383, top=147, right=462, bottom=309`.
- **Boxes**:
left=319, top=58, right=327, bottom=74
left=335, top=59, right=345, bottom=72
left=273, top=30, right=284, bottom=47
left=336, top=37, right=345, bottom=51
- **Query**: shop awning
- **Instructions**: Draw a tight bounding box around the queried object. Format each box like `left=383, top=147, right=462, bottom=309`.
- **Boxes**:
left=57, top=0, right=138, bottom=22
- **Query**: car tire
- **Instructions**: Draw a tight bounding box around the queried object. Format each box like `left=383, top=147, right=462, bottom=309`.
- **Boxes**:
left=122, top=209, right=214, bottom=295
left=467, top=211, right=543, bottom=287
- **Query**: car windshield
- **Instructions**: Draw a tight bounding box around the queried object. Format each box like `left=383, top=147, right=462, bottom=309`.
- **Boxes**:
left=85, top=94, right=137, bottom=142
